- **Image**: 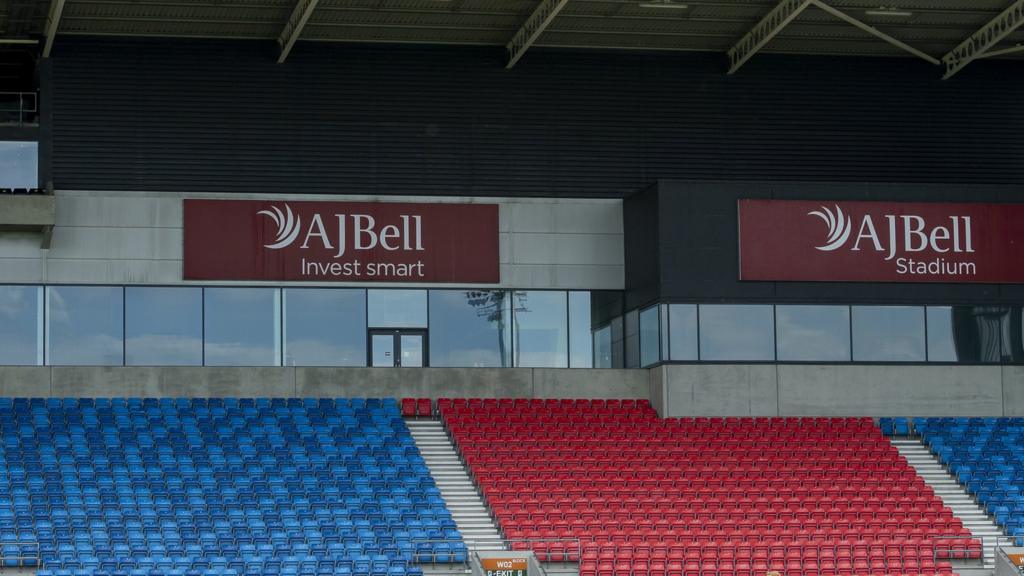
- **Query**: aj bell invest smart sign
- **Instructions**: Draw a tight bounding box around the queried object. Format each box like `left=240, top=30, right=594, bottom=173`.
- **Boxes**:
left=183, top=199, right=499, bottom=282
left=738, top=199, right=1024, bottom=283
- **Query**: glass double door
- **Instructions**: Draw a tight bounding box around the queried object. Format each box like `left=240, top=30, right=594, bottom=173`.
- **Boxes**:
left=370, top=329, right=426, bottom=367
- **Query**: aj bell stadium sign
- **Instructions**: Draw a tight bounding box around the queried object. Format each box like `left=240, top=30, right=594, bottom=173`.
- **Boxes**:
left=738, top=199, right=1024, bottom=283
left=183, top=199, right=499, bottom=282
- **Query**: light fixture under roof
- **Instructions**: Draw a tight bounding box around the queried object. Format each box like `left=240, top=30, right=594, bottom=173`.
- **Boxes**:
left=638, top=0, right=690, bottom=9
left=864, top=7, right=914, bottom=17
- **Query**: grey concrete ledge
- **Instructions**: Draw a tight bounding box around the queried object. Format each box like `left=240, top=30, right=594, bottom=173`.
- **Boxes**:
left=0, top=195, right=55, bottom=228
left=0, top=366, right=650, bottom=400
left=653, top=363, right=1020, bottom=417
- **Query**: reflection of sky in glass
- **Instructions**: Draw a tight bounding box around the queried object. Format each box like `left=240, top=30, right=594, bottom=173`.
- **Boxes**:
left=640, top=306, right=660, bottom=367
left=569, top=292, right=592, bottom=368
left=284, top=289, right=365, bottom=366
left=514, top=291, right=568, bottom=368
left=429, top=290, right=509, bottom=367
left=204, top=288, right=279, bottom=366
left=0, top=286, right=41, bottom=365
left=927, top=306, right=957, bottom=362
left=610, top=316, right=624, bottom=368
left=0, top=142, right=38, bottom=188
left=367, top=289, right=427, bottom=328
left=852, top=306, right=925, bottom=361
left=593, top=325, right=612, bottom=369
left=125, top=287, right=202, bottom=366
left=47, top=286, right=123, bottom=365
left=776, top=305, right=851, bottom=361
left=699, top=305, right=775, bottom=361
left=669, top=304, right=698, bottom=361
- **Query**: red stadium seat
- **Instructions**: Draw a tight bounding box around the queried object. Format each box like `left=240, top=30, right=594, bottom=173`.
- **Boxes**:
left=439, top=399, right=976, bottom=576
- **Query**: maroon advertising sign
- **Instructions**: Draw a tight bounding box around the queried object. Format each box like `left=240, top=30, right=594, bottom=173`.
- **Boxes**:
left=738, top=199, right=1024, bottom=283
left=183, top=199, right=499, bottom=282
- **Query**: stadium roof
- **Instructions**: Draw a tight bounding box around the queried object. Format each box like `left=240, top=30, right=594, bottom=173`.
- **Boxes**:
left=0, top=0, right=1022, bottom=77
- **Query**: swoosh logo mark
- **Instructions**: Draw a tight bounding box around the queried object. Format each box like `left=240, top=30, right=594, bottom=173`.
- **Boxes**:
left=808, top=204, right=853, bottom=251
left=257, top=204, right=302, bottom=249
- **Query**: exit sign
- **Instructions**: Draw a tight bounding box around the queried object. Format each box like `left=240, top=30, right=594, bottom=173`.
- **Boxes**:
left=481, top=557, right=528, bottom=576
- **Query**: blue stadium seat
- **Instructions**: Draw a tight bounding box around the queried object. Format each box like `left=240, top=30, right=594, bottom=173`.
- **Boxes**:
left=0, top=397, right=458, bottom=575
left=919, top=417, right=1024, bottom=538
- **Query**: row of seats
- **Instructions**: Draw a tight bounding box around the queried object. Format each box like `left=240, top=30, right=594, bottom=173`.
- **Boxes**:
left=400, top=399, right=433, bottom=418
left=916, top=417, right=1024, bottom=537
left=0, top=398, right=460, bottom=575
left=442, top=400, right=974, bottom=575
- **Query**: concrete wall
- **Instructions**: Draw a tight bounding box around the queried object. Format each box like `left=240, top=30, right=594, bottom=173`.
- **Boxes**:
left=7, top=362, right=1024, bottom=417
left=653, top=364, right=1024, bottom=417
left=0, top=366, right=649, bottom=399
left=0, top=195, right=55, bottom=228
left=0, top=191, right=623, bottom=289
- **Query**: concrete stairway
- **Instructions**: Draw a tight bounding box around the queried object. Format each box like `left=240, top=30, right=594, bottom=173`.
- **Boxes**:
left=407, top=419, right=505, bottom=553
left=892, top=438, right=1006, bottom=571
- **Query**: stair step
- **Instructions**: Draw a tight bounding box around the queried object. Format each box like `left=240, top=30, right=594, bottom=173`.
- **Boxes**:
left=896, top=437, right=1006, bottom=569
left=408, top=418, right=504, bottom=552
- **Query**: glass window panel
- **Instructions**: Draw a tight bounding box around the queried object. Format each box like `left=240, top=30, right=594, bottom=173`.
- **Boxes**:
left=640, top=306, right=660, bottom=367
left=204, top=288, right=280, bottom=366
left=0, top=141, right=37, bottom=188
left=852, top=306, right=925, bottom=362
left=569, top=291, right=593, bottom=368
left=776, top=305, right=851, bottom=362
left=0, top=285, right=42, bottom=365
left=625, top=309, right=640, bottom=368
left=669, top=304, right=698, bottom=361
left=47, top=286, right=124, bottom=366
left=429, top=290, right=510, bottom=368
left=284, top=288, right=366, bottom=367
left=1011, top=307, right=1024, bottom=363
left=927, top=306, right=1004, bottom=363
left=513, top=291, right=568, bottom=368
left=660, top=305, right=670, bottom=362
left=594, top=325, right=612, bottom=369
left=372, top=334, right=395, bottom=367
left=610, top=316, right=625, bottom=368
left=367, top=289, right=427, bottom=328
left=400, top=334, right=424, bottom=367
left=699, top=305, right=775, bottom=361
left=125, top=287, right=202, bottom=366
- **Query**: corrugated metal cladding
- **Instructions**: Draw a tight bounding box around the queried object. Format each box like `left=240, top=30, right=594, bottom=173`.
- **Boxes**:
left=50, top=37, right=1024, bottom=198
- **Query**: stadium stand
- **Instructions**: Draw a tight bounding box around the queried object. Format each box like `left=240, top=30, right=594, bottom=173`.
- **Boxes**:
left=0, top=397, right=461, bottom=576
left=916, top=418, right=1024, bottom=542
left=441, top=398, right=974, bottom=576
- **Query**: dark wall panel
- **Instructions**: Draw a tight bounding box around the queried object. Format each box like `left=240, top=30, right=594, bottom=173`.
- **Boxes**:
left=49, top=37, right=1024, bottom=197
left=623, top=184, right=661, bottom=308
left=637, top=180, right=1024, bottom=308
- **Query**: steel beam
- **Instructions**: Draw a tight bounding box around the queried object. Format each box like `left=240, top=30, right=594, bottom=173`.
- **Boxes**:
left=505, top=0, right=571, bottom=69
left=942, top=0, right=1024, bottom=79
left=278, top=0, right=320, bottom=63
left=726, top=0, right=811, bottom=74
left=976, top=43, right=1024, bottom=58
left=42, top=0, right=66, bottom=58
left=810, top=0, right=939, bottom=65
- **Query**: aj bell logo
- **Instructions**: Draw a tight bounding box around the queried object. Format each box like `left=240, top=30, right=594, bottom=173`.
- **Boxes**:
left=257, top=203, right=424, bottom=258
left=807, top=205, right=852, bottom=252
left=258, top=204, right=302, bottom=249
left=806, top=204, right=977, bottom=275
left=256, top=203, right=427, bottom=278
